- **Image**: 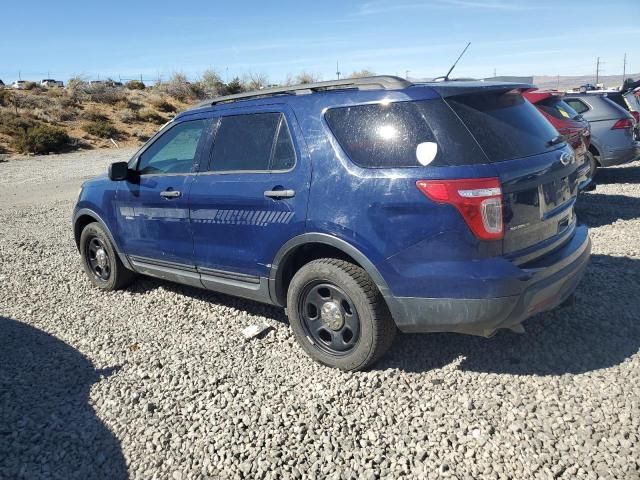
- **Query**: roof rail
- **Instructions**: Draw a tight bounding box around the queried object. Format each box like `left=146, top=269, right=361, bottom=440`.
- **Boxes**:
left=194, top=75, right=412, bottom=108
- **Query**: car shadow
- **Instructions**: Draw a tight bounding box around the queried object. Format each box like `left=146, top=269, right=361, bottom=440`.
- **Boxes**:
left=125, top=253, right=639, bottom=377
left=595, top=164, right=640, bottom=185
left=379, top=253, right=640, bottom=375
left=128, top=277, right=288, bottom=324
left=0, top=316, right=127, bottom=479
left=576, top=192, right=640, bottom=228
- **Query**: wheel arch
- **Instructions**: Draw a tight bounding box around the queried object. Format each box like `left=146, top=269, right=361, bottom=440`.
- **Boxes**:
left=73, top=208, right=132, bottom=270
left=269, top=233, right=393, bottom=309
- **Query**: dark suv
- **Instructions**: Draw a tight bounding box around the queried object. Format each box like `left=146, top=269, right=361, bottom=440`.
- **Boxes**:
left=73, top=76, right=591, bottom=370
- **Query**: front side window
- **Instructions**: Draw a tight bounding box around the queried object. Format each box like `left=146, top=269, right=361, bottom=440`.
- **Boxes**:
left=137, top=120, right=208, bottom=175
left=209, top=113, right=296, bottom=172
left=565, top=99, right=590, bottom=114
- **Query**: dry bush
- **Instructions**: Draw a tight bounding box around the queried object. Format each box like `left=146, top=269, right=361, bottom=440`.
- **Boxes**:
left=13, top=93, right=56, bottom=111
left=348, top=69, right=376, bottom=78
left=157, top=73, right=204, bottom=102
left=126, top=80, right=146, bottom=90
left=137, top=108, right=166, bottom=124
left=149, top=96, right=176, bottom=113
left=243, top=72, right=269, bottom=91
left=198, top=70, right=227, bottom=97
left=84, top=84, right=126, bottom=105
left=83, top=120, right=119, bottom=138
left=81, top=107, right=109, bottom=122
left=118, top=109, right=138, bottom=124
left=13, top=124, right=70, bottom=154
left=295, top=72, right=321, bottom=84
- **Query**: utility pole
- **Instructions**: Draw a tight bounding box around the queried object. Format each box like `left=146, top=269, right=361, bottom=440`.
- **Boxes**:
left=405, top=70, right=410, bottom=80
left=622, top=52, right=627, bottom=85
left=493, top=67, right=496, bottom=78
left=557, top=74, right=560, bottom=90
left=336, top=61, right=341, bottom=80
left=596, top=57, right=600, bottom=85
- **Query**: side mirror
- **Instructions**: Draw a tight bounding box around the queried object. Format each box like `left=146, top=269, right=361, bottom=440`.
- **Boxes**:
left=108, top=161, right=129, bottom=181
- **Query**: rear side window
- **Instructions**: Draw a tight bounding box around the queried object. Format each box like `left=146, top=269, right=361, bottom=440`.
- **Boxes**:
left=209, top=113, right=296, bottom=172
left=536, top=97, right=580, bottom=120
left=447, top=91, right=562, bottom=162
left=325, top=99, right=485, bottom=168
left=565, top=98, right=590, bottom=114
left=605, top=93, right=630, bottom=111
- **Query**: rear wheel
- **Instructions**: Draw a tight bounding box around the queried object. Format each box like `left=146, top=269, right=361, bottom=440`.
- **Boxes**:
left=80, top=223, right=135, bottom=291
left=286, top=258, right=396, bottom=371
left=587, top=148, right=600, bottom=180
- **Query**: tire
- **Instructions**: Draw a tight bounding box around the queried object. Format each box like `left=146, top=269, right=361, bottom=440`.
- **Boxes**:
left=587, top=149, right=599, bottom=180
left=79, top=222, right=136, bottom=291
left=286, top=258, right=396, bottom=371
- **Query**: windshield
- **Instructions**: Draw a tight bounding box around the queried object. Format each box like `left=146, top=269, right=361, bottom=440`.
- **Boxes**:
left=537, top=97, right=580, bottom=121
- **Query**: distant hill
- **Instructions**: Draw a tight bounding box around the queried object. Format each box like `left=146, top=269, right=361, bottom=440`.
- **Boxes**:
left=533, top=73, right=640, bottom=91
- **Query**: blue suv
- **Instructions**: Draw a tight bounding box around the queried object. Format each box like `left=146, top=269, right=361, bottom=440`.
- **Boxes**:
left=73, top=76, right=591, bottom=370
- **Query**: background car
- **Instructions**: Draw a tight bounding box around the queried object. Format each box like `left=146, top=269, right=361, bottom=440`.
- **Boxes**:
left=524, top=89, right=595, bottom=190
left=564, top=93, right=639, bottom=171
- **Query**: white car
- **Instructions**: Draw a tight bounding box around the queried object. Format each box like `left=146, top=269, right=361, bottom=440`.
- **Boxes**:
left=41, top=79, right=64, bottom=88
left=12, top=80, right=27, bottom=90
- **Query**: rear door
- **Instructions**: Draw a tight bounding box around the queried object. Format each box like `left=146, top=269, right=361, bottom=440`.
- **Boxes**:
left=445, top=89, right=579, bottom=262
left=189, top=106, right=310, bottom=291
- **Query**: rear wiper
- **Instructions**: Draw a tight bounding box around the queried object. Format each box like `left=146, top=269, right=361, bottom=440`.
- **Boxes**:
left=547, top=135, right=566, bottom=147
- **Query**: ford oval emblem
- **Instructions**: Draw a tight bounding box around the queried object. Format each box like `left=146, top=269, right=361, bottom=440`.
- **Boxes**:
left=560, top=152, right=574, bottom=166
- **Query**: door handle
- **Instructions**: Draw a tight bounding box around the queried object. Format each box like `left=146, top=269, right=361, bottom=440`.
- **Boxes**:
left=264, top=189, right=296, bottom=199
left=160, top=190, right=181, bottom=199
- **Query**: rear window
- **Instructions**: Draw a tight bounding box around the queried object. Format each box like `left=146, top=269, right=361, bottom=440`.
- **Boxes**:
left=605, top=93, right=630, bottom=112
left=446, top=91, right=562, bottom=162
left=536, top=97, right=580, bottom=121
left=324, top=99, right=485, bottom=168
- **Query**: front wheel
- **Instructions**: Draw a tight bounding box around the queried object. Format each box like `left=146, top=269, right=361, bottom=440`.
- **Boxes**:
left=286, top=259, right=396, bottom=371
left=80, top=223, right=136, bottom=291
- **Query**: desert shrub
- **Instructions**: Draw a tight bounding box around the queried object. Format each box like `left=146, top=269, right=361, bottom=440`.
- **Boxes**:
left=126, top=80, right=146, bottom=90
left=13, top=124, right=70, bottom=154
left=46, top=88, right=65, bottom=98
left=83, top=120, right=119, bottom=138
left=137, top=108, right=166, bottom=124
left=80, top=107, right=109, bottom=122
left=0, top=89, right=13, bottom=107
left=23, top=82, right=38, bottom=90
left=34, top=106, right=77, bottom=123
left=243, top=72, right=268, bottom=91
left=348, top=69, right=376, bottom=78
left=295, top=72, right=320, bottom=84
left=157, top=73, right=204, bottom=101
left=198, top=70, right=227, bottom=97
left=118, top=109, right=138, bottom=123
left=149, top=96, right=176, bottom=113
left=85, top=84, right=125, bottom=105
left=0, top=112, right=35, bottom=136
left=13, top=93, right=55, bottom=111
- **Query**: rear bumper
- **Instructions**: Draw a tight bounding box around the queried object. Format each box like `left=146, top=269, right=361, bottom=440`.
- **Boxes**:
left=387, top=225, right=591, bottom=336
left=600, top=143, right=640, bottom=166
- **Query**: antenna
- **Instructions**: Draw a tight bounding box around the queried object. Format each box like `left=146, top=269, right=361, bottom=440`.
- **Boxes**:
left=444, top=42, right=471, bottom=81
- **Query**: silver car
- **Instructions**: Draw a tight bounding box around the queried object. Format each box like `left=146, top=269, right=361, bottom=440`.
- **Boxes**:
left=565, top=93, right=639, bottom=169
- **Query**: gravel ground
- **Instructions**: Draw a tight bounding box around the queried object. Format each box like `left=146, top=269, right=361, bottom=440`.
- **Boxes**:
left=0, top=150, right=639, bottom=480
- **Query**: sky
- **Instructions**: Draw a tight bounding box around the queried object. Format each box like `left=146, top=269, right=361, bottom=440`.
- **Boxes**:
left=1, top=0, right=638, bottom=85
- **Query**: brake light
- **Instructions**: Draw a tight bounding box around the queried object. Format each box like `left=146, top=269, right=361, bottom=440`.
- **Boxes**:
left=631, top=111, right=640, bottom=124
left=416, top=178, right=503, bottom=240
left=611, top=118, right=633, bottom=130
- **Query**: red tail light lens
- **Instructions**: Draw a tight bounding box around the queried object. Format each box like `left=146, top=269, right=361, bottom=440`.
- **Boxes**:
left=416, top=178, right=503, bottom=240
left=631, top=111, right=640, bottom=124
left=611, top=118, right=633, bottom=130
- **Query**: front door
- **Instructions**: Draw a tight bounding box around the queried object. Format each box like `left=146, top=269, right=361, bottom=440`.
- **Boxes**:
left=116, top=118, right=211, bottom=270
left=189, top=107, right=311, bottom=291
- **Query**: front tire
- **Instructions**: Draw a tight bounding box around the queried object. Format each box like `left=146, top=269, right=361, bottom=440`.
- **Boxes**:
left=286, top=259, right=396, bottom=371
left=80, top=223, right=135, bottom=291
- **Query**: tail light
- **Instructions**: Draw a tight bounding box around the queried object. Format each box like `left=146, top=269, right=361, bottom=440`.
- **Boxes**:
left=416, top=178, right=503, bottom=240
left=611, top=118, right=633, bottom=130
left=631, top=111, right=640, bottom=124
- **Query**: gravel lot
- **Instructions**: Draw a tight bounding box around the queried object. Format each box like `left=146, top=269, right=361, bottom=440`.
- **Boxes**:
left=1, top=149, right=639, bottom=480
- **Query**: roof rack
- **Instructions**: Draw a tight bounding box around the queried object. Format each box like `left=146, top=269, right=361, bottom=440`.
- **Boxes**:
left=194, top=75, right=411, bottom=108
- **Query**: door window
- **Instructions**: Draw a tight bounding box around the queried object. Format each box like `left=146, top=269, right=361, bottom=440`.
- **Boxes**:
left=208, top=113, right=296, bottom=172
left=137, top=120, right=208, bottom=175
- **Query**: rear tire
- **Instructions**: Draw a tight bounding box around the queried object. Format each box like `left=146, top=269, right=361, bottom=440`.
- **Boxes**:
left=80, top=223, right=136, bottom=291
left=286, top=258, right=396, bottom=371
left=587, top=149, right=599, bottom=180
